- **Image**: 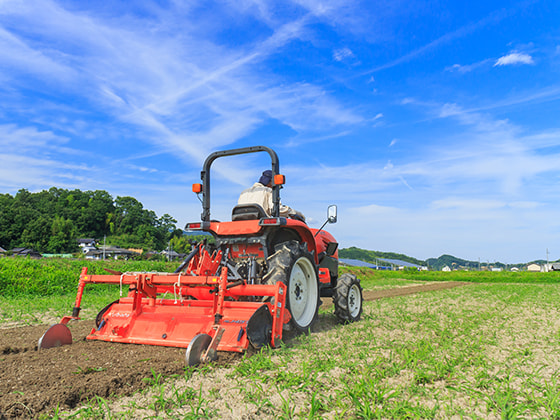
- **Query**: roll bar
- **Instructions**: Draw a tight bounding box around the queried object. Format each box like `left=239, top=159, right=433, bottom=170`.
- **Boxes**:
left=197, top=146, right=281, bottom=222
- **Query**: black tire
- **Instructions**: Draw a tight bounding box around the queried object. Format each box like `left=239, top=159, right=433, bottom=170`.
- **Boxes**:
left=333, top=273, right=363, bottom=323
left=264, top=241, right=319, bottom=332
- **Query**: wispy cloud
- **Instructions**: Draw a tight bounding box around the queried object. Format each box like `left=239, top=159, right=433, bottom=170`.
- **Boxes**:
left=447, top=50, right=535, bottom=73
left=0, top=0, right=363, bottom=174
left=287, top=100, right=560, bottom=208
left=0, top=124, right=68, bottom=152
left=333, top=47, right=354, bottom=62
left=494, top=52, right=534, bottom=66
left=362, top=5, right=517, bottom=75
left=445, top=59, right=493, bottom=73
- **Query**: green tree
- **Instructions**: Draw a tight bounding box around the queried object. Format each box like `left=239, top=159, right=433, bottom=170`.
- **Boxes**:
left=21, top=215, right=51, bottom=251
left=47, top=216, right=77, bottom=253
left=76, top=190, right=115, bottom=237
left=114, top=196, right=147, bottom=235
left=0, top=193, right=15, bottom=249
left=1, top=188, right=179, bottom=253
left=169, top=235, right=193, bottom=254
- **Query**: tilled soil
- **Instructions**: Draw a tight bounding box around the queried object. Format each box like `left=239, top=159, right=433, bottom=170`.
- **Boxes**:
left=363, top=280, right=468, bottom=301
left=0, top=281, right=468, bottom=419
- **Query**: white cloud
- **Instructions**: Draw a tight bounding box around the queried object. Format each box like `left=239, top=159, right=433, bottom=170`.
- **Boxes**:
left=431, top=198, right=505, bottom=211
left=333, top=47, right=354, bottom=62
left=446, top=58, right=493, bottom=73
left=448, top=63, right=466, bottom=72
left=494, top=52, right=534, bottom=66
left=0, top=124, right=68, bottom=153
left=286, top=100, right=560, bottom=213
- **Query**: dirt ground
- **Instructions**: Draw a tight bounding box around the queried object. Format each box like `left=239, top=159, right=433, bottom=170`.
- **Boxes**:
left=0, top=281, right=467, bottom=419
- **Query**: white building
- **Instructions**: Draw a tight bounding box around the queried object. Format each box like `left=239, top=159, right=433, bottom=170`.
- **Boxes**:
left=77, top=238, right=97, bottom=254
left=527, top=263, right=541, bottom=272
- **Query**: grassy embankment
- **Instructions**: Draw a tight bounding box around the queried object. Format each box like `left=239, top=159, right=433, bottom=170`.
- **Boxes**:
left=0, top=258, right=178, bottom=325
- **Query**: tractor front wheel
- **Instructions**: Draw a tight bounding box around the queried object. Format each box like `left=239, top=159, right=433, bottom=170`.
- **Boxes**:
left=333, top=273, right=363, bottom=323
left=265, top=241, right=319, bottom=332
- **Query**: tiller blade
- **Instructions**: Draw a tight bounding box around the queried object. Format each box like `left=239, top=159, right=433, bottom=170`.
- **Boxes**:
left=38, top=323, right=72, bottom=350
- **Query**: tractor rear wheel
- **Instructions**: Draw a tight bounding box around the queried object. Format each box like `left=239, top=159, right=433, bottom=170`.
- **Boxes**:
left=333, top=273, right=363, bottom=323
left=264, top=241, right=319, bottom=332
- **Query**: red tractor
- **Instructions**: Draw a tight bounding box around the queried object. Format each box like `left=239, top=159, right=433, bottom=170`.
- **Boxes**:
left=39, top=146, right=362, bottom=366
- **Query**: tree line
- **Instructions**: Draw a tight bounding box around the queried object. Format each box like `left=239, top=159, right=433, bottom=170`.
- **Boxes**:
left=0, top=188, right=185, bottom=254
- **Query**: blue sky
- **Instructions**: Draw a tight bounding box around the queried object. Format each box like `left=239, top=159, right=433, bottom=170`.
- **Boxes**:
left=1, top=0, right=559, bottom=263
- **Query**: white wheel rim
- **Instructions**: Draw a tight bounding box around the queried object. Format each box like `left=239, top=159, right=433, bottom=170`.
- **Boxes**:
left=288, top=257, right=318, bottom=327
left=348, top=284, right=361, bottom=318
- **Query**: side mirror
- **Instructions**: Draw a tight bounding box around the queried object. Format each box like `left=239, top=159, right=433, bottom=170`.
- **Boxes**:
left=314, top=204, right=338, bottom=238
left=327, top=205, right=337, bottom=224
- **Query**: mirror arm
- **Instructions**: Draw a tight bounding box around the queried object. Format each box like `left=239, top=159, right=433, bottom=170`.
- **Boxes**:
left=314, top=219, right=330, bottom=237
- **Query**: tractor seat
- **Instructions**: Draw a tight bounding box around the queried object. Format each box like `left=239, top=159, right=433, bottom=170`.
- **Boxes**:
left=232, top=204, right=268, bottom=221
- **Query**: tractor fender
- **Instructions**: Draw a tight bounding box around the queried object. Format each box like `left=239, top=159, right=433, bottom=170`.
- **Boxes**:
left=279, top=221, right=321, bottom=263
left=272, top=220, right=338, bottom=265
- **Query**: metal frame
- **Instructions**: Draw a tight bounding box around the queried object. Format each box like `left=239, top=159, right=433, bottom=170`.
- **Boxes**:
left=199, top=146, right=281, bottom=221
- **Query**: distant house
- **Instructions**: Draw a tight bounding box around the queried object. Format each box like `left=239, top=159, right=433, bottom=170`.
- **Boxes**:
left=84, top=249, right=103, bottom=260
left=161, top=249, right=181, bottom=261
left=551, top=263, right=560, bottom=272
left=527, top=263, right=541, bottom=272
left=77, top=238, right=97, bottom=255
left=11, top=247, right=42, bottom=258
left=442, top=266, right=451, bottom=272
left=0, top=245, right=6, bottom=254
left=92, top=246, right=140, bottom=260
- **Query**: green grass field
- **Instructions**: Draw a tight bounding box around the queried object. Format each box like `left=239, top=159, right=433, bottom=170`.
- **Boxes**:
left=3, top=258, right=560, bottom=418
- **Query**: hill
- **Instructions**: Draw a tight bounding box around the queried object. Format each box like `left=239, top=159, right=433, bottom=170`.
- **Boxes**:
left=339, top=247, right=425, bottom=267
left=339, top=247, right=549, bottom=270
left=425, top=254, right=480, bottom=270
